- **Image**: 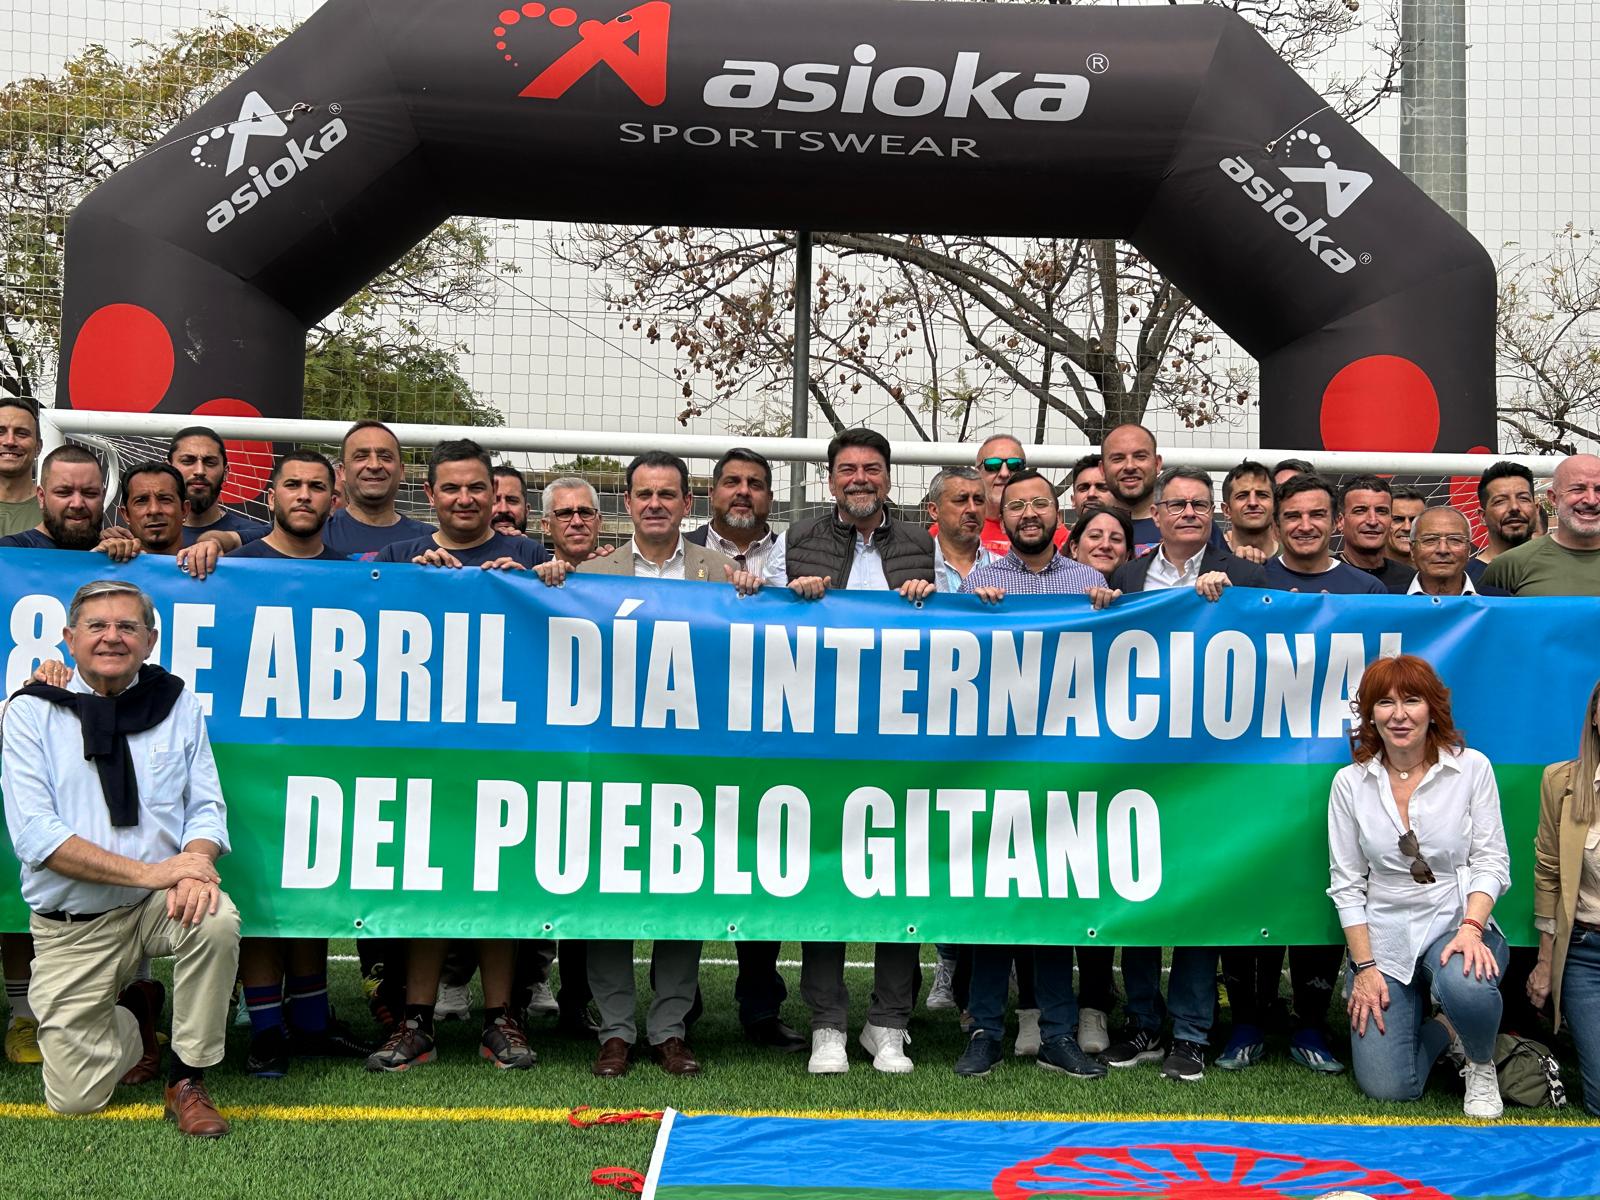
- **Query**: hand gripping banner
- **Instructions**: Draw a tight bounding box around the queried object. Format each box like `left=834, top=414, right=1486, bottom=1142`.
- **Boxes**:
left=0, top=554, right=1582, bottom=941
left=57, top=0, right=1495, bottom=452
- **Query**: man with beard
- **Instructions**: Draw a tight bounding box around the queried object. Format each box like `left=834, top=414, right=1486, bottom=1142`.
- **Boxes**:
left=687, top=448, right=781, bottom=575
left=374, top=440, right=550, bottom=571
left=324, top=421, right=433, bottom=559
left=1484, top=454, right=1600, bottom=595
left=1336, top=476, right=1416, bottom=593
left=0, top=396, right=42, bottom=536
left=116, top=464, right=222, bottom=580
left=491, top=464, right=530, bottom=536
left=926, top=466, right=994, bottom=592
left=952, top=469, right=1115, bottom=1084
left=0, top=446, right=137, bottom=559
left=1475, top=461, right=1538, bottom=569
left=1386, top=486, right=1426, bottom=567
left=228, top=453, right=349, bottom=561
left=1068, top=454, right=1113, bottom=516
left=167, top=428, right=269, bottom=549
left=1221, top=460, right=1278, bottom=560
left=1101, top=423, right=1163, bottom=552
left=743, top=429, right=935, bottom=1075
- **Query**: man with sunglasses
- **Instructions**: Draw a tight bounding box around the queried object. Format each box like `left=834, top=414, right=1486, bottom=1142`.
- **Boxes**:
left=1103, top=467, right=1264, bottom=1083
left=931, top=434, right=1068, bottom=557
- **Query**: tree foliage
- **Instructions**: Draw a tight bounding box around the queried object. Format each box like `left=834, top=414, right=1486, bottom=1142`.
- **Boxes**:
left=0, top=19, right=500, bottom=426
left=553, top=0, right=1403, bottom=445
left=1496, top=225, right=1600, bottom=455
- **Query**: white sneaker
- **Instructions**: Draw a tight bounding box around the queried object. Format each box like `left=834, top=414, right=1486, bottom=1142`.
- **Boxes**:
left=1077, top=1007, right=1110, bottom=1055
left=926, top=957, right=957, bottom=1010
left=1014, top=1008, right=1042, bottom=1057
left=859, top=1022, right=914, bottom=1074
left=435, top=981, right=472, bottom=1021
left=526, top=980, right=559, bottom=1015
left=808, top=1027, right=849, bottom=1074
left=1462, top=1060, right=1503, bottom=1119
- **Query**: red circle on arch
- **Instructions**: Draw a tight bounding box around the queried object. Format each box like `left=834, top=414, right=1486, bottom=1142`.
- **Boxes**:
left=1449, top=445, right=1494, bottom=545
left=68, top=303, right=174, bottom=413
left=1319, top=355, right=1440, bottom=452
left=193, top=397, right=272, bottom=504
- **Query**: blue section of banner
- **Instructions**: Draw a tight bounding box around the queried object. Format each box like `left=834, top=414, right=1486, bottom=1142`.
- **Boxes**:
left=653, top=1112, right=1600, bottom=1198
left=0, top=551, right=1591, bottom=767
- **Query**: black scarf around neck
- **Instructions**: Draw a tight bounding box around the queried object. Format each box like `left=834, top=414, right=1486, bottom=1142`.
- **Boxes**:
left=15, top=665, right=185, bottom=827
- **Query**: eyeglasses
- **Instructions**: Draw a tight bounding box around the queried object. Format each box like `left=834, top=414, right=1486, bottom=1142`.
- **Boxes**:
left=1157, top=498, right=1210, bottom=515
left=980, top=457, right=1026, bottom=473
left=1413, top=534, right=1470, bottom=550
left=77, top=619, right=148, bottom=637
left=550, top=506, right=599, bottom=522
left=1397, top=829, right=1436, bottom=885
left=1003, top=497, right=1056, bottom=515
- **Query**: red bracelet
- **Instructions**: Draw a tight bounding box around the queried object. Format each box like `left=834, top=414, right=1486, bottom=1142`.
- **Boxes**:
left=1460, top=917, right=1486, bottom=934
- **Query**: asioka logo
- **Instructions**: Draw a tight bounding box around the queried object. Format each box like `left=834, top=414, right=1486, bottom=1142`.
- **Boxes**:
left=703, top=44, right=1090, bottom=122
left=496, top=1, right=671, bottom=106
left=199, top=91, right=348, bottom=234
left=1218, top=129, right=1374, bottom=274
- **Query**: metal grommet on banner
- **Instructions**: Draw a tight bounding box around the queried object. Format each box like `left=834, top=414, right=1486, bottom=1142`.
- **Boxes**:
left=1431, top=596, right=1442, bottom=606
left=353, top=918, right=364, bottom=930
left=1260, top=928, right=1270, bottom=939
left=727, top=923, right=737, bottom=934
left=1086, top=928, right=1098, bottom=939
left=370, top=569, right=381, bottom=580
left=906, top=925, right=916, bottom=935
left=913, top=599, right=925, bottom=609
left=1260, top=595, right=1272, bottom=605
left=543, top=922, right=554, bottom=932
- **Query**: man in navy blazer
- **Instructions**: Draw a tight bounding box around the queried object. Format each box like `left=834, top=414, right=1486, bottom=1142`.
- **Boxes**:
left=1109, top=466, right=1267, bottom=598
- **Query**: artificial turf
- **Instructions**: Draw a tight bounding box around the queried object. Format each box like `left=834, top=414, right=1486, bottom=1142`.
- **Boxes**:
left=0, top=941, right=1590, bottom=1200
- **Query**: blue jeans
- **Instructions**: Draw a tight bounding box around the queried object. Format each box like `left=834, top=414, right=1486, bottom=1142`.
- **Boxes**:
left=969, top=945, right=1078, bottom=1043
left=1349, top=926, right=1508, bottom=1103
left=1558, top=926, right=1600, bottom=1117
left=1121, top=946, right=1218, bottom=1046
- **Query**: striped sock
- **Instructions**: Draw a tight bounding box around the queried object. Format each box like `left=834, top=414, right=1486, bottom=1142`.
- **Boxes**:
left=243, top=983, right=284, bottom=1035
left=286, top=972, right=329, bottom=1035
left=4, top=978, right=31, bottom=1023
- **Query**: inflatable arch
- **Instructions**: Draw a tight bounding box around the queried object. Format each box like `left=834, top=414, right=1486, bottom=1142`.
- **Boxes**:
left=58, top=0, right=1496, bottom=452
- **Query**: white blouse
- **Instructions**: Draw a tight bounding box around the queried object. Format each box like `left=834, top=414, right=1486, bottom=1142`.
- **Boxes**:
left=1326, top=746, right=1511, bottom=985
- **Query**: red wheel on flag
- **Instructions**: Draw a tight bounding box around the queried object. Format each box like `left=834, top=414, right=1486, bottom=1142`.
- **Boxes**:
left=991, top=1142, right=1450, bottom=1198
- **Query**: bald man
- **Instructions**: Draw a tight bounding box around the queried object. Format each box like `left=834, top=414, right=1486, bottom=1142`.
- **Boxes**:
left=1483, top=454, right=1600, bottom=596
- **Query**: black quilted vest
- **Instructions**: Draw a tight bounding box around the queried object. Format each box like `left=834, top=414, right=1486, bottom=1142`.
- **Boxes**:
left=783, top=509, right=935, bottom=589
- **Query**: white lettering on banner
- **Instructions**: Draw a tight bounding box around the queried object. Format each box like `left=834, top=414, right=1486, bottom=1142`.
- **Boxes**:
left=5, top=594, right=67, bottom=694
left=168, top=603, right=216, bottom=715
left=401, top=779, right=443, bottom=891
left=534, top=780, right=589, bottom=894
left=547, top=616, right=602, bottom=726
left=282, top=775, right=343, bottom=889
left=763, top=624, right=816, bottom=733
left=1106, top=789, right=1162, bottom=902
left=823, top=627, right=874, bottom=734
left=842, top=786, right=896, bottom=898
left=756, top=785, right=811, bottom=898
left=986, top=789, right=1042, bottom=899
left=599, top=781, right=644, bottom=894
left=713, top=784, right=753, bottom=894
left=308, top=608, right=366, bottom=720
left=618, top=122, right=981, bottom=158
left=936, top=789, right=987, bottom=898
left=1045, top=790, right=1099, bottom=899
left=350, top=777, right=397, bottom=890
left=650, top=782, right=705, bottom=894
left=476, top=780, right=528, bottom=891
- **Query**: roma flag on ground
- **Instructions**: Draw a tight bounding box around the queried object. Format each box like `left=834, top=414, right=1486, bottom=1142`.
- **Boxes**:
left=643, top=1112, right=1600, bottom=1199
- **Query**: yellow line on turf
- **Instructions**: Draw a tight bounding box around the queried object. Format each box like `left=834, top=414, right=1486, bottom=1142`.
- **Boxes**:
left=0, top=1101, right=1588, bottom=1128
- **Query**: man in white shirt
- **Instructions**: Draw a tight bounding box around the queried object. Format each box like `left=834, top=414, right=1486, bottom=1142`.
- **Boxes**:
left=1, top=579, right=238, bottom=1134
left=1408, top=507, right=1507, bottom=597
left=686, top=448, right=781, bottom=577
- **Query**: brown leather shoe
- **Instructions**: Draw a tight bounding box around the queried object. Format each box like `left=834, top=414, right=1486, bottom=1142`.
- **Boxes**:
left=592, top=1036, right=632, bottom=1077
left=651, top=1036, right=701, bottom=1076
left=164, top=1078, right=229, bottom=1138
left=117, top=979, right=165, bottom=1085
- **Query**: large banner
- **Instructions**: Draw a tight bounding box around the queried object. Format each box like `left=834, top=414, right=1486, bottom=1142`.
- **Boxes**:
left=0, top=551, right=1586, bottom=943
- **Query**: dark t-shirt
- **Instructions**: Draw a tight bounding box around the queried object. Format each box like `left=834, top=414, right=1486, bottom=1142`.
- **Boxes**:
left=0, top=529, right=58, bottom=549
left=1465, top=557, right=1488, bottom=584
left=228, top=539, right=351, bottom=561
left=1342, top=554, right=1417, bottom=594
left=321, top=509, right=436, bottom=560
left=1264, top=558, right=1387, bottom=594
left=181, top=510, right=270, bottom=547
left=373, top=530, right=550, bottom=568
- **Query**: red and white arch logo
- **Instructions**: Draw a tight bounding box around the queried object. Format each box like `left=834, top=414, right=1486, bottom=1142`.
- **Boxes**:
left=494, top=1, right=671, bottom=107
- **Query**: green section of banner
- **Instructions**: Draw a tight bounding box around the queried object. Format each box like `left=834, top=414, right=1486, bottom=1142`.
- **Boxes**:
left=119, top=743, right=1542, bottom=944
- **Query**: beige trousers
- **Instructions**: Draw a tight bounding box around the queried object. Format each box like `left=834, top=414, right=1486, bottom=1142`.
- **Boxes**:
left=28, top=889, right=241, bottom=1114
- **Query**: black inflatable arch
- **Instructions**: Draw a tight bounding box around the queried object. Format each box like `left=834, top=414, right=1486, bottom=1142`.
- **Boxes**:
left=58, top=0, right=1496, bottom=452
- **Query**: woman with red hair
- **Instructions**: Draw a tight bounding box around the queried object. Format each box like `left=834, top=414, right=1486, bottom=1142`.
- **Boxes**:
left=1327, top=654, right=1511, bottom=1118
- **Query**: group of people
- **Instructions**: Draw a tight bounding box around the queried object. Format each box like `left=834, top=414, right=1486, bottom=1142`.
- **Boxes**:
left=1, top=388, right=1599, bottom=1135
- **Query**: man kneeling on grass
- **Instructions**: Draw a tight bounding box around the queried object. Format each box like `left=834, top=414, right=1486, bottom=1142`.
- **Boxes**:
left=1, top=580, right=240, bottom=1136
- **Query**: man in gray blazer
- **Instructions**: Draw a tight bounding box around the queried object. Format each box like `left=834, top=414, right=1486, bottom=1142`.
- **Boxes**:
left=577, top=452, right=733, bottom=1078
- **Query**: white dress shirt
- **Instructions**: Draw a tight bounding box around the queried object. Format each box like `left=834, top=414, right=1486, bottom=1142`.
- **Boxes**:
left=1406, top=573, right=1479, bottom=596
left=699, top=523, right=779, bottom=577
left=1326, top=746, right=1511, bottom=984
left=630, top=535, right=686, bottom=580
left=2, top=678, right=230, bottom=915
left=760, top=523, right=891, bottom=590
left=1144, top=544, right=1204, bottom=591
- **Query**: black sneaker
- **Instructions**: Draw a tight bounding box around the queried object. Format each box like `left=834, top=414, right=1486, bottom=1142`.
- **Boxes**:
left=1101, top=1028, right=1163, bottom=1068
left=365, top=1018, right=435, bottom=1072
left=954, top=1029, right=1004, bottom=1077
left=246, top=1025, right=288, bottom=1079
left=1037, top=1034, right=1107, bottom=1079
left=292, top=1015, right=376, bottom=1059
left=1161, top=1038, right=1206, bottom=1082
left=480, top=1014, right=538, bottom=1070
